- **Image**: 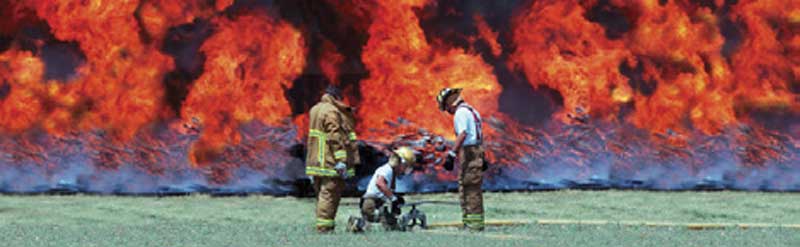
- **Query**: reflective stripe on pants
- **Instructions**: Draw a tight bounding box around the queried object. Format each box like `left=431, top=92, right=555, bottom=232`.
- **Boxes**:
left=459, top=145, right=484, bottom=230
left=463, top=213, right=485, bottom=229
left=316, top=218, right=335, bottom=227
left=313, top=176, right=344, bottom=230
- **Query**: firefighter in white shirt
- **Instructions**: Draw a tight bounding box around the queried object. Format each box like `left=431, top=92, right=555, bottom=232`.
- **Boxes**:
left=437, top=87, right=485, bottom=231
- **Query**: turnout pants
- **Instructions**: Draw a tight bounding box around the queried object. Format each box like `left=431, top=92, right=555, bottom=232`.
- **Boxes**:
left=360, top=197, right=384, bottom=222
left=313, top=176, right=345, bottom=231
left=459, top=145, right=485, bottom=230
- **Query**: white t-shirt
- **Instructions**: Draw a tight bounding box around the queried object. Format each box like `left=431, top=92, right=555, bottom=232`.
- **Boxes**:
left=363, top=163, right=393, bottom=199
left=454, top=104, right=482, bottom=146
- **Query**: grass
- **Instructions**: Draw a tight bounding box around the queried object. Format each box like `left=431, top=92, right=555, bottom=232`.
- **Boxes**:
left=1, top=191, right=799, bottom=246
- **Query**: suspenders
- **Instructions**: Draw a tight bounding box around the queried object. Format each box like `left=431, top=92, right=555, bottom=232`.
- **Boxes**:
left=391, top=169, right=396, bottom=191
left=457, top=104, right=483, bottom=144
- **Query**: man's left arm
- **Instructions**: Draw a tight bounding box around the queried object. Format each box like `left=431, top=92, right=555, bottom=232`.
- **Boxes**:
left=453, top=132, right=467, bottom=154
left=452, top=109, right=469, bottom=154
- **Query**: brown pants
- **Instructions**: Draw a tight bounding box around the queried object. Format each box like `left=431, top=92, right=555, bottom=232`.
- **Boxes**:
left=459, top=145, right=485, bottom=230
left=360, top=197, right=383, bottom=222
left=313, top=176, right=344, bottom=231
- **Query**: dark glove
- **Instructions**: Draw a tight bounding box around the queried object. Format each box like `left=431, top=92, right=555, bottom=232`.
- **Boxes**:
left=390, top=195, right=404, bottom=213
left=334, top=162, right=348, bottom=179
left=443, top=151, right=456, bottom=171
left=394, top=195, right=405, bottom=206
left=391, top=198, right=403, bottom=215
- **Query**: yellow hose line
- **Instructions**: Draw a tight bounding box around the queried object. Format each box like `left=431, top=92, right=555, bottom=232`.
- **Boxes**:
left=426, top=220, right=529, bottom=228
left=536, top=219, right=800, bottom=230
left=425, top=219, right=800, bottom=230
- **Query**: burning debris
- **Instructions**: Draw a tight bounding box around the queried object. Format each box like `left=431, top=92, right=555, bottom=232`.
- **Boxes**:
left=0, top=120, right=308, bottom=195
left=366, top=114, right=799, bottom=193
left=0, top=0, right=798, bottom=195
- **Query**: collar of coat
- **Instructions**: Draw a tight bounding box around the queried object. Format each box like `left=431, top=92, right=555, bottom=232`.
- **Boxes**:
left=320, top=93, right=354, bottom=113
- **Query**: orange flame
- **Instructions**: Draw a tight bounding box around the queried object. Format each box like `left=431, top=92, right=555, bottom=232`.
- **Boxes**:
left=319, top=39, right=343, bottom=84
left=181, top=11, right=306, bottom=164
left=511, top=0, right=633, bottom=123
left=8, top=0, right=176, bottom=140
left=618, top=0, right=735, bottom=134
left=473, top=14, right=502, bottom=57
left=2, top=1, right=305, bottom=166
left=512, top=0, right=798, bottom=135
left=357, top=0, right=502, bottom=140
left=0, top=0, right=796, bottom=174
left=728, top=0, right=800, bottom=120
left=137, top=0, right=228, bottom=43
left=0, top=50, right=46, bottom=133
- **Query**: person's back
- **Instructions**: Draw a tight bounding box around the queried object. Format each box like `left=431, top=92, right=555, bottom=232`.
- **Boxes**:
left=305, top=88, right=354, bottom=233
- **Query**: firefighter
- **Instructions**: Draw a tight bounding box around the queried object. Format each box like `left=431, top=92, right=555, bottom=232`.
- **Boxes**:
left=347, top=146, right=416, bottom=232
left=306, top=85, right=358, bottom=233
left=436, top=87, right=485, bottom=231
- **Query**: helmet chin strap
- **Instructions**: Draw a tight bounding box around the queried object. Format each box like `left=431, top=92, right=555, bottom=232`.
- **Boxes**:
left=449, top=95, right=464, bottom=108
left=389, top=155, right=400, bottom=167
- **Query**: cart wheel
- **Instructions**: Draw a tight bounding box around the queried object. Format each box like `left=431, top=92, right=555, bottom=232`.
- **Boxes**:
left=383, top=217, right=400, bottom=231
left=400, top=214, right=413, bottom=232
left=347, top=216, right=365, bottom=233
left=418, top=212, right=427, bottom=229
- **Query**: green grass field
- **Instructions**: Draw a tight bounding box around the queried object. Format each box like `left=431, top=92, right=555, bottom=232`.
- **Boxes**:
left=1, top=191, right=799, bottom=247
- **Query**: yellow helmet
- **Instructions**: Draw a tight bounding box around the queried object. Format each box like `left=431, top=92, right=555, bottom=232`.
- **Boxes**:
left=436, top=88, right=462, bottom=111
left=392, top=146, right=417, bottom=166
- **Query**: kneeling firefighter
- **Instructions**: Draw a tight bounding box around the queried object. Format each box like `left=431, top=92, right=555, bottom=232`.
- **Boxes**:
left=347, top=146, right=416, bottom=232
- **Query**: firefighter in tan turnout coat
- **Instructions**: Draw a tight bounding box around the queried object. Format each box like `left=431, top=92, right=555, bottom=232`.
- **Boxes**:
left=306, top=86, right=359, bottom=233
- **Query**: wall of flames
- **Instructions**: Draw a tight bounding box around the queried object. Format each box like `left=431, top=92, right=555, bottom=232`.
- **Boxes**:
left=0, top=0, right=797, bottom=193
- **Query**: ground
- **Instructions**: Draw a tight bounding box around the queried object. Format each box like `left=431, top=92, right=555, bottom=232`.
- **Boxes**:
left=1, top=191, right=799, bottom=247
